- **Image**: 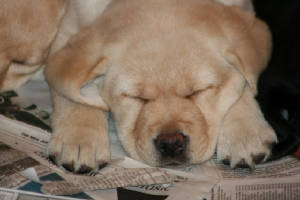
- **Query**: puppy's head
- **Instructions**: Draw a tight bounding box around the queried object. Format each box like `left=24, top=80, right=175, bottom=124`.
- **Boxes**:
left=101, top=31, right=249, bottom=166
left=46, top=0, right=271, bottom=166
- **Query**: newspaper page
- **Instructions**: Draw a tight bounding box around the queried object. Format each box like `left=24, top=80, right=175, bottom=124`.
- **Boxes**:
left=209, top=156, right=300, bottom=200
left=0, top=78, right=299, bottom=200
left=0, top=141, right=52, bottom=189
left=0, top=187, right=83, bottom=200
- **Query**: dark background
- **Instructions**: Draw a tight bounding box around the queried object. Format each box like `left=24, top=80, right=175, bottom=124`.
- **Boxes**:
left=254, top=0, right=300, bottom=159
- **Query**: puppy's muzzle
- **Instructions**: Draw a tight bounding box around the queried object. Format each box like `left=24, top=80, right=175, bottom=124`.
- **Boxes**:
left=154, top=132, right=188, bottom=165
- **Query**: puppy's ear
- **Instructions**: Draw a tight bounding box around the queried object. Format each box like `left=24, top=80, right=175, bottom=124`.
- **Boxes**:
left=223, top=8, right=272, bottom=94
left=45, top=28, right=109, bottom=111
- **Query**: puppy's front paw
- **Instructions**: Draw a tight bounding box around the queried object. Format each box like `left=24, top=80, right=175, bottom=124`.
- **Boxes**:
left=217, top=120, right=277, bottom=169
left=217, top=89, right=277, bottom=169
left=48, top=128, right=110, bottom=173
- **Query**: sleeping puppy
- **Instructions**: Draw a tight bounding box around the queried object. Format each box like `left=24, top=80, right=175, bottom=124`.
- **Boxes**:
left=45, top=0, right=277, bottom=173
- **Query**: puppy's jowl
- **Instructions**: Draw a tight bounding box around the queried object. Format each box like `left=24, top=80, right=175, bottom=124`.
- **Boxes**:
left=46, top=0, right=277, bottom=173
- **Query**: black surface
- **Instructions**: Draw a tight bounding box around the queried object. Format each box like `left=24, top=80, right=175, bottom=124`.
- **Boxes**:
left=254, top=0, right=300, bottom=159
left=117, top=188, right=168, bottom=200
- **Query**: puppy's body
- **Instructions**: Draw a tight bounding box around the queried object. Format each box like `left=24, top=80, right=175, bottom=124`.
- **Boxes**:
left=44, top=0, right=277, bottom=172
left=0, top=0, right=66, bottom=90
left=0, top=0, right=111, bottom=91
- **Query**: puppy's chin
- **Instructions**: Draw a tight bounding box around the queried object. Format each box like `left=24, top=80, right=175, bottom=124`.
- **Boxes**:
left=156, top=154, right=190, bottom=167
left=136, top=144, right=190, bottom=167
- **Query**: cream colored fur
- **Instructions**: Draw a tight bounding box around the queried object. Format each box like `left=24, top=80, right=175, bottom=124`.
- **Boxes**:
left=0, top=0, right=277, bottom=172
left=0, top=0, right=66, bottom=90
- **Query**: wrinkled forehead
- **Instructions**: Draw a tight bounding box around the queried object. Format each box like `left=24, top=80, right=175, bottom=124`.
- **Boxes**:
left=107, top=33, right=230, bottom=97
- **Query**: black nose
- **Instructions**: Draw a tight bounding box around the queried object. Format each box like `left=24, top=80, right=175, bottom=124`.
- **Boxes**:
left=154, top=132, right=188, bottom=158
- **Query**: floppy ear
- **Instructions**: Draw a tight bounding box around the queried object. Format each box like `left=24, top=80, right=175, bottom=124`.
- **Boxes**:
left=222, top=7, right=272, bottom=94
left=45, top=28, right=109, bottom=111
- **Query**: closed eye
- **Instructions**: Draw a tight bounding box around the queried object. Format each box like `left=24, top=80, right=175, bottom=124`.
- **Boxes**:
left=122, top=93, right=151, bottom=104
left=133, top=96, right=150, bottom=104
left=185, top=85, right=214, bottom=99
left=185, top=90, right=201, bottom=99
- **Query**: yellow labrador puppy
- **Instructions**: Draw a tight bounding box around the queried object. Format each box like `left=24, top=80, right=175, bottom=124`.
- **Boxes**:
left=45, top=0, right=277, bottom=173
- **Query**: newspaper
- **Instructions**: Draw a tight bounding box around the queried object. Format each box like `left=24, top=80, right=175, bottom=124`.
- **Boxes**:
left=0, top=187, right=83, bottom=200
left=210, top=157, right=300, bottom=200
left=0, top=78, right=299, bottom=200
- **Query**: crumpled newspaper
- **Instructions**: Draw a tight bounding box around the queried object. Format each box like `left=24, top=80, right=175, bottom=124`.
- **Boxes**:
left=41, top=168, right=181, bottom=195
